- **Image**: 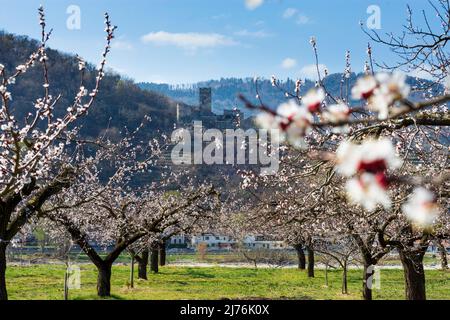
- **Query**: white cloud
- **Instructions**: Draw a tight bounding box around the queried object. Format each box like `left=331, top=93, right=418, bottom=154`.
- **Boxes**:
left=299, top=64, right=328, bottom=80
left=281, top=58, right=297, bottom=69
left=245, top=0, right=264, bottom=10
left=111, top=40, right=133, bottom=51
left=234, top=29, right=273, bottom=38
left=296, top=14, right=310, bottom=25
left=141, top=31, right=237, bottom=50
left=283, top=8, right=311, bottom=25
left=283, top=8, right=298, bottom=19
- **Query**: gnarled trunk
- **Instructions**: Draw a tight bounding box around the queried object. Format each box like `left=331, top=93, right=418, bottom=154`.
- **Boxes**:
left=150, top=248, right=159, bottom=274
left=0, top=242, right=8, bottom=301
left=293, top=244, right=306, bottom=270
left=138, top=250, right=149, bottom=280
left=96, top=263, right=112, bottom=297
left=362, top=262, right=374, bottom=301
left=159, top=241, right=166, bottom=267
left=306, top=246, right=314, bottom=278
left=399, top=249, right=426, bottom=300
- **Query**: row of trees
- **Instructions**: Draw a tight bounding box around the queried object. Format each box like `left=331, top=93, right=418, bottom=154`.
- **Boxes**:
left=0, top=7, right=221, bottom=300
left=229, top=0, right=449, bottom=301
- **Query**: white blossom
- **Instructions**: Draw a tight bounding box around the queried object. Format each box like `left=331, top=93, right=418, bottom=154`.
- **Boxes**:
left=351, top=76, right=377, bottom=100
left=302, top=88, right=325, bottom=113
left=336, top=138, right=402, bottom=177
left=322, top=103, right=350, bottom=133
left=15, top=65, right=27, bottom=73
left=371, top=72, right=410, bottom=120
left=402, top=188, right=440, bottom=228
left=255, top=100, right=313, bottom=148
left=346, top=173, right=392, bottom=211
left=336, top=139, right=403, bottom=212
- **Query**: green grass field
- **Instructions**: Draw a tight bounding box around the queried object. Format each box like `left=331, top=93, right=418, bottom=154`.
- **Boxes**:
left=5, top=264, right=450, bottom=300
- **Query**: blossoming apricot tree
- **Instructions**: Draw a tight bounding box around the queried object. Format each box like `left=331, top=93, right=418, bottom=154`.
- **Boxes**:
left=0, top=7, right=116, bottom=300
left=238, top=0, right=449, bottom=300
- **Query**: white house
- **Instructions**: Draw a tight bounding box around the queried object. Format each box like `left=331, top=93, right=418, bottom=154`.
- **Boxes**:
left=169, top=234, right=189, bottom=247
left=184, top=233, right=289, bottom=251
left=243, top=236, right=287, bottom=250
left=191, top=233, right=236, bottom=250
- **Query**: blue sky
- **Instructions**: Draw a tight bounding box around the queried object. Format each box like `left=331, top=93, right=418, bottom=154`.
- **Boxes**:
left=0, top=0, right=433, bottom=84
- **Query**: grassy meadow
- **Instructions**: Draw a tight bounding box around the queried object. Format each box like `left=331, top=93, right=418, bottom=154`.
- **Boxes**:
left=5, top=264, right=450, bottom=300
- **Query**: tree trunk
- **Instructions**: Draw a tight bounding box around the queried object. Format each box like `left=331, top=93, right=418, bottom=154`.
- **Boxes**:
left=129, top=256, right=134, bottom=288
left=399, top=249, right=426, bottom=300
left=438, top=242, right=448, bottom=270
left=64, top=263, right=69, bottom=300
left=150, top=248, right=159, bottom=274
left=0, top=242, right=8, bottom=301
left=293, top=244, right=306, bottom=270
left=342, top=264, right=348, bottom=294
left=96, top=263, right=112, bottom=297
left=362, top=262, right=374, bottom=301
left=324, top=263, right=329, bottom=287
left=159, top=241, right=166, bottom=266
left=138, top=250, right=149, bottom=280
left=306, top=246, right=314, bottom=278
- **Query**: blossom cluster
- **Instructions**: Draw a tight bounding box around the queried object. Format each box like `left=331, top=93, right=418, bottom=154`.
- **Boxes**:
left=335, top=138, right=401, bottom=211
left=252, top=70, right=444, bottom=228
left=335, top=138, right=441, bottom=226
left=352, top=72, right=410, bottom=120
left=255, top=88, right=326, bottom=148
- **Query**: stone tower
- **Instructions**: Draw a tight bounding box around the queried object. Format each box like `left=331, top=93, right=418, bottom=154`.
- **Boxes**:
left=199, top=87, right=212, bottom=113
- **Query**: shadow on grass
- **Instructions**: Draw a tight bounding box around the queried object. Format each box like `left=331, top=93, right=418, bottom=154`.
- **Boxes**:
left=184, top=268, right=216, bottom=279
left=220, top=296, right=315, bottom=300
left=72, top=294, right=126, bottom=301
